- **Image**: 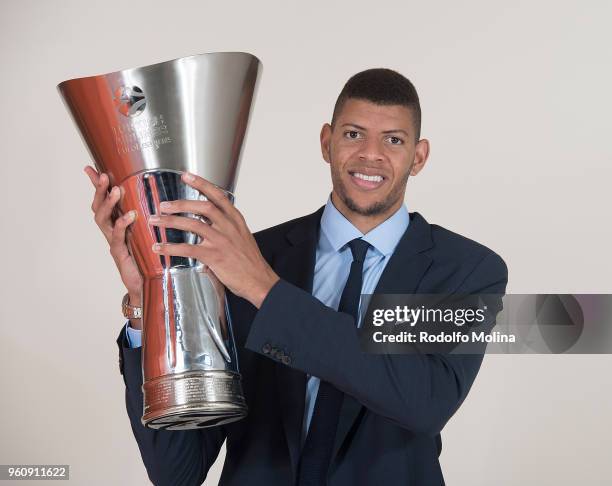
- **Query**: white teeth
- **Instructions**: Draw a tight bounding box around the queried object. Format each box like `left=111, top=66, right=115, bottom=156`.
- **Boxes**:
left=352, top=172, right=383, bottom=182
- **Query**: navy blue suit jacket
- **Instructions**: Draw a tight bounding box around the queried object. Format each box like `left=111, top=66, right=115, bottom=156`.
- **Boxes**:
left=116, top=206, right=508, bottom=485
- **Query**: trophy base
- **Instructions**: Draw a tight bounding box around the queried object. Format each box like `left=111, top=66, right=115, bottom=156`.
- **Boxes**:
left=142, top=370, right=248, bottom=430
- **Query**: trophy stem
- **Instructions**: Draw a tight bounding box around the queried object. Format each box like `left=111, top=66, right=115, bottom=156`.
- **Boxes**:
left=139, top=264, right=248, bottom=430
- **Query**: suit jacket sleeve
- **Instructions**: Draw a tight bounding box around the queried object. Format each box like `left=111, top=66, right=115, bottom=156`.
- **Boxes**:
left=117, top=326, right=226, bottom=486
left=245, top=252, right=508, bottom=437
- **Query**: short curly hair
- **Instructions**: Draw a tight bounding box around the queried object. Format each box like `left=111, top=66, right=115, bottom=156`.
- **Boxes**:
left=331, top=68, right=421, bottom=141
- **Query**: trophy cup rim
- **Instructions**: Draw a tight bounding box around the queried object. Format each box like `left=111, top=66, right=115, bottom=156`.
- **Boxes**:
left=56, top=50, right=262, bottom=90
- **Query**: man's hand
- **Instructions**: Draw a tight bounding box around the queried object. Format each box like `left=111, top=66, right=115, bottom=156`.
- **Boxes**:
left=148, top=172, right=280, bottom=308
left=84, top=165, right=143, bottom=326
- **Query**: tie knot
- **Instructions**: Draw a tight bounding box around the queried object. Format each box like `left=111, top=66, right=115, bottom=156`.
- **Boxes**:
left=347, top=238, right=370, bottom=263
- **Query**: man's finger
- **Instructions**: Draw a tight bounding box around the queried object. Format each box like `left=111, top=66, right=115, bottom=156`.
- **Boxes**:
left=148, top=214, right=218, bottom=241
left=181, top=172, right=233, bottom=213
left=158, top=199, right=225, bottom=228
left=84, top=165, right=99, bottom=186
left=151, top=242, right=204, bottom=260
left=91, top=172, right=110, bottom=213
left=95, top=185, right=121, bottom=238
left=110, top=210, right=137, bottom=262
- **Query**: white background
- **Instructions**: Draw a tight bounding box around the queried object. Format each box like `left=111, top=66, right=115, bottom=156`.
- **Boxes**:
left=1, top=0, right=611, bottom=484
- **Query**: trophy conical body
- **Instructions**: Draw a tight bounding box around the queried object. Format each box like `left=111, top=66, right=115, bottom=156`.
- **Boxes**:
left=58, top=52, right=261, bottom=430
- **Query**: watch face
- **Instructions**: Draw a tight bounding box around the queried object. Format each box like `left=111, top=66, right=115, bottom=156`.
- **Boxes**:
left=122, top=294, right=141, bottom=319
left=123, top=306, right=141, bottom=319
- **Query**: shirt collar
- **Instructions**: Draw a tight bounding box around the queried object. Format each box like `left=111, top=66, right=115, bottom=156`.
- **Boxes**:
left=319, top=194, right=410, bottom=256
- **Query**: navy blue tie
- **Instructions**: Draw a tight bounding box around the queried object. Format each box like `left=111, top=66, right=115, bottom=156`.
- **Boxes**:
left=297, top=238, right=371, bottom=486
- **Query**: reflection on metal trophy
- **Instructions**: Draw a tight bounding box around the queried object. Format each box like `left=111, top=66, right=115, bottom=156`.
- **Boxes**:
left=58, top=52, right=261, bottom=430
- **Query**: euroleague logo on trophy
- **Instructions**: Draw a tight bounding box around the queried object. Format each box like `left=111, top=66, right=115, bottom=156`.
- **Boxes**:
left=113, top=86, right=146, bottom=117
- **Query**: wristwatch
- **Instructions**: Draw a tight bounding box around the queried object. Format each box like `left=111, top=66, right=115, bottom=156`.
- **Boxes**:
left=122, top=293, right=142, bottom=319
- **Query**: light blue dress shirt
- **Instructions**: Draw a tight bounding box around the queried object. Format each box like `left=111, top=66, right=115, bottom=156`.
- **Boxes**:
left=301, top=196, right=409, bottom=444
left=125, top=318, right=142, bottom=347
left=123, top=195, right=410, bottom=444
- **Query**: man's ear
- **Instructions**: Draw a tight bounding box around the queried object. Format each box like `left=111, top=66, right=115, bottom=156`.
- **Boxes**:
left=320, top=123, right=332, bottom=164
left=410, top=138, right=431, bottom=176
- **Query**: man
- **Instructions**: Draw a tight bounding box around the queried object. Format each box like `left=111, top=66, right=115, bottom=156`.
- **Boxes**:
left=86, top=68, right=508, bottom=485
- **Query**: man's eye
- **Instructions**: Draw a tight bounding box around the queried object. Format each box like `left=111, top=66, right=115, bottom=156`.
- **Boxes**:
left=386, top=136, right=403, bottom=145
left=344, top=130, right=362, bottom=139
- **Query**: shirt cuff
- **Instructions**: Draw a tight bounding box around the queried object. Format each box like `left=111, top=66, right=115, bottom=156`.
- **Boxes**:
left=125, top=320, right=142, bottom=348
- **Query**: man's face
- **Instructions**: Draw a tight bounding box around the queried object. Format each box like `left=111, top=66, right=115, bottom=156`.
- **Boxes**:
left=320, top=98, right=427, bottom=219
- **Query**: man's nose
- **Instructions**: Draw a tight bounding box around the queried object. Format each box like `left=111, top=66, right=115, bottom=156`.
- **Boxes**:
left=358, top=138, right=384, bottom=163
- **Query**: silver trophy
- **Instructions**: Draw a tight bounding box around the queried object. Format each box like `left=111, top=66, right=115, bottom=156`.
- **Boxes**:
left=58, top=52, right=261, bottom=430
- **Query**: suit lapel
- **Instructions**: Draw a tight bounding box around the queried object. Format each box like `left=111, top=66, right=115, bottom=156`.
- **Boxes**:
left=331, top=211, right=434, bottom=462
left=271, top=206, right=324, bottom=477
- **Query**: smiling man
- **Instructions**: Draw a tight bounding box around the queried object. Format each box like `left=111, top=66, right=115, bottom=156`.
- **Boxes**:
left=323, top=88, right=427, bottom=233
left=92, top=68, right=508, bottom=486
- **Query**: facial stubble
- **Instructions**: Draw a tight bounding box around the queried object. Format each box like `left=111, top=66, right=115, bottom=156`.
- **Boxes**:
left=329, top=147, right=412, bottom=217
